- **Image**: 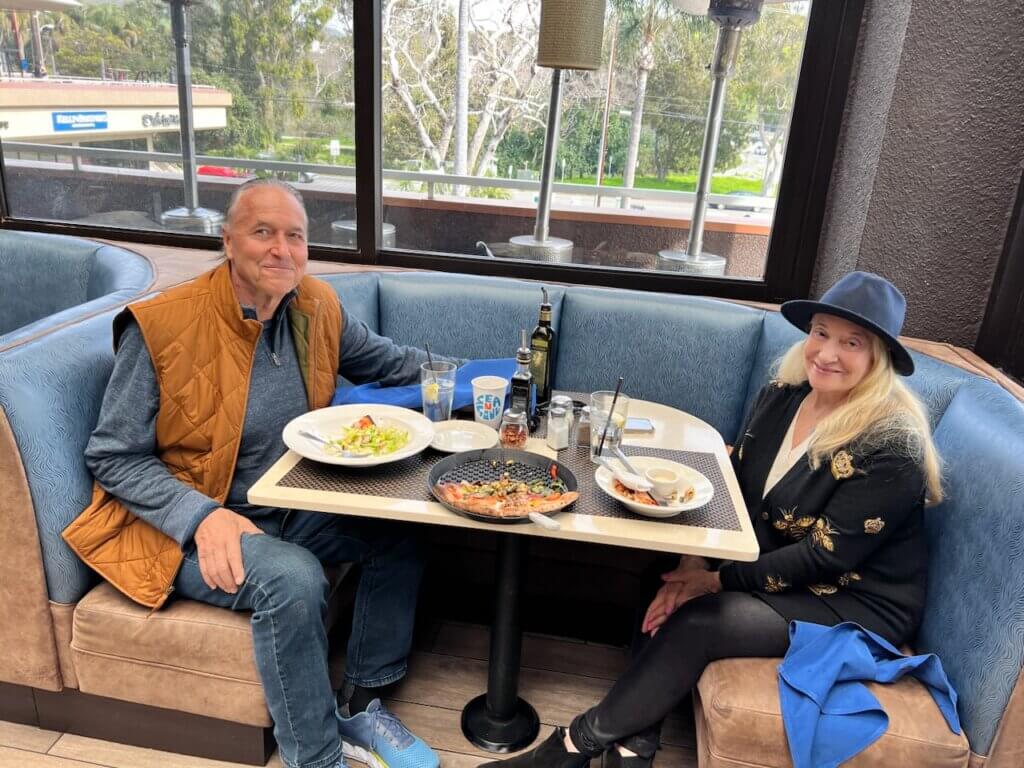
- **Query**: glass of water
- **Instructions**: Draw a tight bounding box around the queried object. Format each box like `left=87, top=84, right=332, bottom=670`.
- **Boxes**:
left=590, top=390, right=630, bottom=463
left=420, top=361, right=457, bottom=421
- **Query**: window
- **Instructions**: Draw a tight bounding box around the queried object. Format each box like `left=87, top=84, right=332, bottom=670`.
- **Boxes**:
left=379, top=0, right=810, bottom=281
left=0, top=0, right=356, bottom=240
left=1, top=0, right=865, bottom=302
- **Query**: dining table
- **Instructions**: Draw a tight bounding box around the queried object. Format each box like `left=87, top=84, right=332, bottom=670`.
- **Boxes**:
left=248, top=395, right=759, bottom=754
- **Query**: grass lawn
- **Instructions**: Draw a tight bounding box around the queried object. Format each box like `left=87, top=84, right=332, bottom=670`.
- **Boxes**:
left=564, top=173, right=764, bottom=195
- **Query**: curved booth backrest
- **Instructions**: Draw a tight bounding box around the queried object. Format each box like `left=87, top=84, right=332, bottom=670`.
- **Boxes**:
left=0, top=231, right=153, bottom=349
left=0, top=309, right=117, bottom=604
left=917, top=379, right=1024, bottom=756
left=377, top=272, right=567, bottom=362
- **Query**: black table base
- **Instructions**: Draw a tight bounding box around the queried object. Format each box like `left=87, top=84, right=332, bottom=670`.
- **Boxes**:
left=460, top=534, right=542, bottom=753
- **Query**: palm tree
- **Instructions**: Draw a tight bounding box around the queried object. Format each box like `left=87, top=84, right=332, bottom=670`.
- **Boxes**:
left=612, top=0, right=672, bottom=208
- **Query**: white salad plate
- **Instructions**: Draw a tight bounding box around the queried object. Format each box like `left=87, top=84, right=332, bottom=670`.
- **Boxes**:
left=594, top=456, right=714, bottom=518
left=283, top=404, right=435, bottom=467
left=429, top=420, right=499, bottom=453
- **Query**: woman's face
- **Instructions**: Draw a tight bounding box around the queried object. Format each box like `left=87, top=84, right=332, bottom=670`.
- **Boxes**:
left=804, top=313, right=876, bottom=397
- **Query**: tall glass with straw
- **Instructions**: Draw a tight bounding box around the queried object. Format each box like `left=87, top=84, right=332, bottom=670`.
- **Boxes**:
left=420, top=343, right=456, bottom=422
left=590, top=377, right=629, bottom=463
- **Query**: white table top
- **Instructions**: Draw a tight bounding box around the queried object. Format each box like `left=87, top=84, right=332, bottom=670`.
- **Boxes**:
left=248, top=400, right=759, bottom=561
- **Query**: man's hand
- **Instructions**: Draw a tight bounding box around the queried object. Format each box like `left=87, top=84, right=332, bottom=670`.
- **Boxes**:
left=193, top=507, right=263, bottom=593
left=642, top=569, right=721, bottom=636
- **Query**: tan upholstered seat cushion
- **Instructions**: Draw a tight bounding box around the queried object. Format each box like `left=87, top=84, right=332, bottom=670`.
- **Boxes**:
left=70, top=582, right=270, bottom=726
left=695, top=658, right=970, bottom=768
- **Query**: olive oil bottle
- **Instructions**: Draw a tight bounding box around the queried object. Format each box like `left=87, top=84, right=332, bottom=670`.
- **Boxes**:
left=530, top=287, right=557, bottom=407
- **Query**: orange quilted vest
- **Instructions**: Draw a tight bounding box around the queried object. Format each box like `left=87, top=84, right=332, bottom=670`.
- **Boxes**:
left=62, top=262, right=342, bottom=608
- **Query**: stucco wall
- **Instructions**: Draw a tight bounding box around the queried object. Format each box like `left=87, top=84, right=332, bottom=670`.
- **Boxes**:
left=815, top=0, right=1024, bottom=347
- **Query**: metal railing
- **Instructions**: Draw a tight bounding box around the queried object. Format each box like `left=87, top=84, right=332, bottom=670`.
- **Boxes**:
left=2, top=141, right=777, bottom=216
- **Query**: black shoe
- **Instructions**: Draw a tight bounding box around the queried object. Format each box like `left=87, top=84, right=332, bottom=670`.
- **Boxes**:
left=480, top=728, right=592, bottom=767
left=602, top=748, right=654, bottom=768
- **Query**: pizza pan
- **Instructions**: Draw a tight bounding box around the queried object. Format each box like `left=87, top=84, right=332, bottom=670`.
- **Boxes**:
left=427, top=448, right=579, bottom=525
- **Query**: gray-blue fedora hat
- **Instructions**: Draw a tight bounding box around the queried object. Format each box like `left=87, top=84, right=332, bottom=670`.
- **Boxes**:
left=781, top=271, right=914, bottom=376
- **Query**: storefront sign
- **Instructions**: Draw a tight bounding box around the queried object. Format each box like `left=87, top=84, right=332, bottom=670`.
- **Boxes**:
left=52, top=111, right=109, bottom=132
left=142, top=112, right=180, bottom=128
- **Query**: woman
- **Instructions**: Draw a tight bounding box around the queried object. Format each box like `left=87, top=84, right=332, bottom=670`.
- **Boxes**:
left=486, top=271, right=943, bottom=768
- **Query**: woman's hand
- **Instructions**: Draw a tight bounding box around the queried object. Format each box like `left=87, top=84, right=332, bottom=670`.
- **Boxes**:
left=642, top=569, right=722, bottom=636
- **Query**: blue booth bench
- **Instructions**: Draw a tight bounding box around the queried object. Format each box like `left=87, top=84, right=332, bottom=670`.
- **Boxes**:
left=0, top=264, right=1021, bottom=767
left=0, top=231, right=154, bottom=350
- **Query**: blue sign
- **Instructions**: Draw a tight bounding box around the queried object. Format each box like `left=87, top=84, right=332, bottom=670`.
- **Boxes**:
left=52, top=111, right=109, bottom=132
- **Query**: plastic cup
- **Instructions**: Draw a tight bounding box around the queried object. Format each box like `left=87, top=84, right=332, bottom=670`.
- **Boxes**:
left=420, top=361, right=457, bottom=421
left=472, top=375, right=509, bottom=428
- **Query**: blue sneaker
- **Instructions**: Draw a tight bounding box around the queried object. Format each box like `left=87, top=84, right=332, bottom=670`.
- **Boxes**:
left=337, top=699, right=440, bottom=768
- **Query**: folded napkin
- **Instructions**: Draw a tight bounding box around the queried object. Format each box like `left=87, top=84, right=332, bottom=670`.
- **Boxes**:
left=778, top=621, right=960, bottom=768
left=332, top=358, right=517, bottom=411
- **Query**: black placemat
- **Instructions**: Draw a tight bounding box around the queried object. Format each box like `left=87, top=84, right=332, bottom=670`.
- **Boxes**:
left=277, top=444, right=742, bottom=532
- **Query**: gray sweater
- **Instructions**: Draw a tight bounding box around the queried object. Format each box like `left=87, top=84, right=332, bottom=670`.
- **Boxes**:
left=85, top=294, right=448, bottom=547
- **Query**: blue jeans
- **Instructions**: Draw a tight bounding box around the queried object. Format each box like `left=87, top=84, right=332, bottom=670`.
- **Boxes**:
left=174, top=510, right=425, bottom=768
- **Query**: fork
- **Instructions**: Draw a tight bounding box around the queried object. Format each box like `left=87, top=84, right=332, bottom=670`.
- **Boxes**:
left=298, top=429, right=370, bottom=458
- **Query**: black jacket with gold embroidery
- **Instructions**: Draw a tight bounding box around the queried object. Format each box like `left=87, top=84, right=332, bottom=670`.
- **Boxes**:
left=718, top=382, right=928, bottom=644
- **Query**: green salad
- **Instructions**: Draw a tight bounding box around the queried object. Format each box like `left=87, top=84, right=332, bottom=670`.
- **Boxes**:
left=326, top=417, right=410, bottom=457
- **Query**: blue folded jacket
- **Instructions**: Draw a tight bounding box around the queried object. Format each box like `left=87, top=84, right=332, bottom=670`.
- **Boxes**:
left=332, top=358, right=517, bottom=411
left=778, top=621, right=960, bottom=768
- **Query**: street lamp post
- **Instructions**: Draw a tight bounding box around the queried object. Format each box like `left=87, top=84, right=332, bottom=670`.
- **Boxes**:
left=159, top=0, right=224, bottom=233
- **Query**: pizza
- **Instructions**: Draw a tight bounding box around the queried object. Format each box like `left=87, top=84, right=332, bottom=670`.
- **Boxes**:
left=435, top=464, right=578, bottom=518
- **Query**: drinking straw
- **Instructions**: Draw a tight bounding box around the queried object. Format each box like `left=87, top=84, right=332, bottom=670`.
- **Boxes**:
left=425, top=343, right=436, bottom=383
left=596, top=376, right=624, bottom=458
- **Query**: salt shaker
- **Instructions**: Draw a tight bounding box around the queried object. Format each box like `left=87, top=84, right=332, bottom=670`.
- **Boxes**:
left=572, top=405, right=591, bottom=450
left=545, top=396, right=573, bottom=450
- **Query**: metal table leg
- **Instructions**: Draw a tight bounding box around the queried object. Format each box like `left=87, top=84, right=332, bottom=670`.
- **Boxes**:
left=461, top=533, right=540, bottom=753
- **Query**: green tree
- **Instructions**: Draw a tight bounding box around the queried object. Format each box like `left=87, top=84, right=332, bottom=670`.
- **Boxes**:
left=193, top=0, right=334, bottom=138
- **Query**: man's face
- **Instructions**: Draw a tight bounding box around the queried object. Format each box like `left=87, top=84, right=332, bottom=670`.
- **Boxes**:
left=222, top=186, right=309, bottom=303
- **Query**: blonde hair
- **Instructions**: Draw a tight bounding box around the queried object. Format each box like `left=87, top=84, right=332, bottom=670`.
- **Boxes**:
left=774, top=334, right=943, bottom=503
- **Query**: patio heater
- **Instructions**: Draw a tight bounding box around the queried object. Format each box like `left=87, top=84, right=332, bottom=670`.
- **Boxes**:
left=657, top=0, right=770, bottom=276
left=159, top=0, right=224, bottom=234
left=508, top=0, right=606, bottom=263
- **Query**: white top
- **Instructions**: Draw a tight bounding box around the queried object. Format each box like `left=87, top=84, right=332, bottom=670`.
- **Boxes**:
left=763, top=397, right=812, bottom=499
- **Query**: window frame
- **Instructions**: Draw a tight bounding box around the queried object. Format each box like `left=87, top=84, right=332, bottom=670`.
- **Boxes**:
left=0, top=0, right=865, bottom=304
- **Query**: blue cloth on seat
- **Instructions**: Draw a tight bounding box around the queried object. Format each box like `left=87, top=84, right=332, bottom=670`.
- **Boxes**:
left=332, top=358, right=516, bottom=410
left=778, top=621, right=960, bottom=768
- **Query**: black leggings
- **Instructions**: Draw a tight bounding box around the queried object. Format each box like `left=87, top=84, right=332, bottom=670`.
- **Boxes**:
left=570, top=591, right=792, bottom=759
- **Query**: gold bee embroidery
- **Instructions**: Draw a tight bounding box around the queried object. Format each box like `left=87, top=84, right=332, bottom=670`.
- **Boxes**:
left=831, top=450, right=855, bottom=480
left=837, top=572, right=862, bottom=587
left=808, top=583, right=838, bottom=596
left=864, top=517, right=886, bottom=534
left=810, top=517, right=838, bottom=552
left=765, top=575, right=790, bottom=593
left=773, top=507, right=817, bottom=540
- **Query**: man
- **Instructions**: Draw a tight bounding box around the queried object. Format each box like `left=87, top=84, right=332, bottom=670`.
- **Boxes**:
left=63, top=179, right=447, bottom=768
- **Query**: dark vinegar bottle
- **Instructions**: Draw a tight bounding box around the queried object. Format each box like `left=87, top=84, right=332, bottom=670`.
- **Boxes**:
left=530, top=287, right=556, bottom=407
left=510, top=328, right=535, bottom=423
